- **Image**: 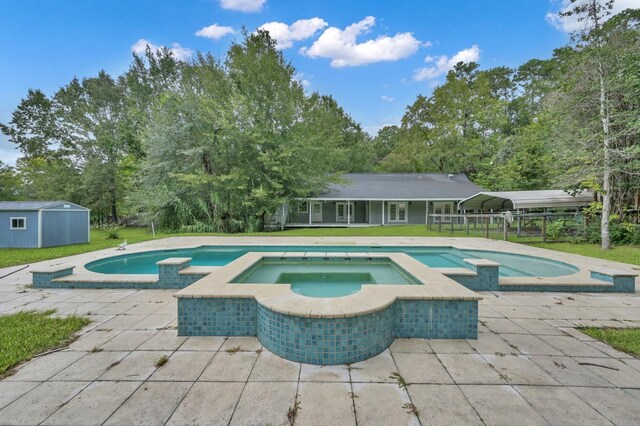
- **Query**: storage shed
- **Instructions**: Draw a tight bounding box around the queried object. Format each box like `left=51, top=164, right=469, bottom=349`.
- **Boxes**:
left=0, top=201, right=90, bottom=248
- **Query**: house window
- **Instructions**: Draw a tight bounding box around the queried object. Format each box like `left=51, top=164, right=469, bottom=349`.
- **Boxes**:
left=10, top=217, right=26, bottom=230
left=298, top=201, right=309, bottom=214
left=433, top=202, right=453, bottom=223
left=388, top=202, right=408, bottom=223
left=336, top=202, right=353, bottom=222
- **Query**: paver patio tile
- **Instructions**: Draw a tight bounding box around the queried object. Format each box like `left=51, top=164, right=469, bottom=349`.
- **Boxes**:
left=229, top=381, right=297, bottom=425
left=460, top=385, right=548, bottom=426
left=427, top=339, right=475, bottom=353
left=407, top=384, right=483, bottom=425
left=166, top=382, right=243, bottom=426
left=467, top=332, right=515, bottom=355
left=437, top=353, right=504, bottom=385
left=248, top=350, right=300, bottom=382
left=585, top=340, right=634, bottom=359
left=100, top=314, right=149, bottom=330
left=219, top=336, right=262, bottom=352
left=0, top=381, right=88, bottom=425
left=104, top=381, right=192, bottom=426
left=296, top=382, right=356, bottom=426
left=178, top=336, right=226, bottom=351
left=482, top=318, right=529, bottom=334
left=482, top=354, right=560, bottom=385
left=528, top=355, right=614, bottom=387
left=515, top=385, right=612, bottom=426
left=511, top=318, right=566, bottom=335
left=389, top=338, right=432, bottom=353
left=149, top=351, right=214, bottom=382
left=4, top=350, right=86, bottom=382
left=393, top=353, right=452, bottom=384
left=137, top=330, right=187, bottom=351
left=100, top=350, right=165, bottom=381
left=94, top=302, right=137, bottom=315
left=42, top=380, right=141, bottom=426
left=352, top=382, right=419, bottom=426
left=100, top=330, right=156, bottom=351
left=500, top=333, right=563, bottom=355
left=67, top=328, right=123, bottom=351
left=124, top=302, right=167, bottom=315
left=538, top=335, right=608, bottom=357
left=132, top=314, right=175, bottom=330
left=51, top=350, right=129, bottom=381
left=572, top=356, right=640, bottom=388
left=199, top=351, right=258, bottom=382
left=0, top=381, right=40, bottom=410
left=299, top=363, right=350, bottom=382
left=569, top=387, right=640, bottom=425
left=350, top=350, right=397, bottom=383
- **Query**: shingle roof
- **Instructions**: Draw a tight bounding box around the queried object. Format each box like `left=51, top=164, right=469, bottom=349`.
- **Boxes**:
left=0, top=201, right=85, bottom=211
left=458, top=190, right=595, bottom=210
left=310, top=173, right=485, bottom=200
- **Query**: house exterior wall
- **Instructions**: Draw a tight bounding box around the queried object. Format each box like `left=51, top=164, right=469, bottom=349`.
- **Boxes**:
left=0, top=211, right=40, bottom=248
left=41, top=210, right=90, bottom=247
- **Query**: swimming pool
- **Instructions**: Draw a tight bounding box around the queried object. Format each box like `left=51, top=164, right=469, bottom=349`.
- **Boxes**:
left=85, top=245, right=579, bottom=278
left=231, top=257, right=420, bottom=297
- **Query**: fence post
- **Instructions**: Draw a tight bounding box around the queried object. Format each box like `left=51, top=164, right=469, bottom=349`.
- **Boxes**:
left=503, top=217, right=508, bottom=241
left=438, top=217, right=442, bottom=233
left=451, top=217, right=454, bottom=234
left=485, top=217, right=489, bottom=238
left=466, top=217, right=470, bottom=235
left=542, top=215, right=547, bottom=242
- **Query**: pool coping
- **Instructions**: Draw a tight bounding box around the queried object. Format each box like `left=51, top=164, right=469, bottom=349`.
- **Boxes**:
left=174, top=252, right=482, bottom=319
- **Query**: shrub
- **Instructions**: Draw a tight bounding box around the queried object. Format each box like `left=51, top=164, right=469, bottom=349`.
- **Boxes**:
left=546, top=219, right=566, bottom=240
left=100, top=224, right=122, bottom=239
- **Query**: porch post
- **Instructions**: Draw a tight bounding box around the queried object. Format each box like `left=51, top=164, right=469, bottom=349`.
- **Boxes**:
left=425, top=201, right=429, bottom=226
left=382, top=201, right=385, bottom=225
left=308, top=202, right=311, bottom=225
left=368, top=201, right=371, bottom=224
left=347, top=200, right=351, bottom=227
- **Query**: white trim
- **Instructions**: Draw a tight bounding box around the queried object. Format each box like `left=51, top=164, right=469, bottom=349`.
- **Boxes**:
left=38, top=210, right=42, bottom=247
left=335, top=202, right=353, bottom=222
left=310, top=201, right=323, bottom=223
left=87, top=211, right=91, bottom=243
left=306, top=197, right=465, bottom=202
left=298, top=201, right=309, bottom=214
left=387, top=201, right=408, bottom=223
left=9, top=217, right=27, bottom=230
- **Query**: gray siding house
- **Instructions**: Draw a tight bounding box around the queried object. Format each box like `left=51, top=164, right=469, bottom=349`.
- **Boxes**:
left=0, top=201, right=90, bottom=248
left=288, top=173, right=484, bottom=227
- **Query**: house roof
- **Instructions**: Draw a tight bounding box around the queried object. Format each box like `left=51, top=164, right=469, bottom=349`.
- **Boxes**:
left=309, top=173, right=485, bottom=201
left=458, top=190, right=596, bottom=210
left=0, top=201, right=88, bottom=211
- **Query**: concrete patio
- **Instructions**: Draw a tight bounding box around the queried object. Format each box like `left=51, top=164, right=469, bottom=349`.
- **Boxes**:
left=1, top=239, right=640, bottom=425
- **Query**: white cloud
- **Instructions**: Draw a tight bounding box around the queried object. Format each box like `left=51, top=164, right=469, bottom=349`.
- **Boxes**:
left=219, top=0, right=265, bottom=13
left=294, top=72, right=311, bottom=87
left=546, top=0, right=638, bottom=33
left=413, top=45, right=480, bottom=81
left=380, top=95, right=394, bottom=102
left=196, top=24, right=235, bottom=40
left=131, top=39, right=193, bottom=61
left=301, top=16, right=422, bottom=67
left=258, top=18, right=327, bottom=49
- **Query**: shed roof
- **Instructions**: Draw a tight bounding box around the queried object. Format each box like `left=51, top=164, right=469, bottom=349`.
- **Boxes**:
left=0, top=201, right=89, bottom=211
left=310, top=173, right=485, bottom=200
left=458, top=190, right=595, bottom=210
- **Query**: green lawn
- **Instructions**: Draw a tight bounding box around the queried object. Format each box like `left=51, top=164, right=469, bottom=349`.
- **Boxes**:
left=1, top=225, right=639, bottom=269
left=0, top=310, right=90, bottom=376
left=579, top=327, right=640, bottom=357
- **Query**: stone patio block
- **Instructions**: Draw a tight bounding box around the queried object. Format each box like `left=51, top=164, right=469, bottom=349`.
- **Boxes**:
left=350, top=350, right=397, bottom=383
left=296, top=382, right=356, bottom=426
left=0, top=381, right=88, bottom=425
left=352, top=383, right=419, bottom=426
left=437, top=353, right=504, bottom=385
left=51, top=351, right=129, bottom=381
left=515, top=385, right=611, bottom=426
left=482, top=354, right=560, bottom=385
left=42, top=381, right=141, bottom=426
left=426, top=339, right=475, bottom=353
left=220, top=336, right=262, bottom=352
left=149, top=351, right=214, bottom=382
left=460, top=385, right=548, bottom=426
left=299, top=363, right=350, bottom=382
left=569, top=387, right=640, bottom=425
left=199, top=351, right=258, bottom=382
left=0, top=381, right=40, bottom=410
left=389, top=338, right=432, bottom=353
left=4, top=350, right=86, bottom=382
left=483, top=318, right=529, bottom=334
left=100, top=350, right=166, bottom=381
left=573, top=356, right=640, bottom=388
left=166, top=382, right=243, bottom=426
left=178, top=336, right=226, bottom=351
left=137, top=330, right=187, bottom=351
left=527, top=355, right=614, bottom=387
left=407, top=384, right=483, bottom=425
left=229, top=381, right=297, bottom=425
left=248, top=350, right=300, bottom=382
left=104, top=381, right=192, bottom=426
left=538, top=335, right=609, bottom=357
left=500, top=333, right=563, bottom=355
left=466, top=332, right=514, bottom=354
left=393, top=353, right=452, bottom=384
left=100, top=330, right=156, bottom=351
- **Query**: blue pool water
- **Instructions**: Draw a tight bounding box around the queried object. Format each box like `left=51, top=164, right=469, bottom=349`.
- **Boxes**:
left=85, top=245, right=579, bottom=278
left=231, top=257, right=420, bottom=297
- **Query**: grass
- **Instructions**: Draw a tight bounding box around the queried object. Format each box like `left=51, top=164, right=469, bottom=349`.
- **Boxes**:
left=579, top=327, right=640, bottom=357
left=0, top=310, right=90, bottom=376
left=1, top=224, right=639, bottom=269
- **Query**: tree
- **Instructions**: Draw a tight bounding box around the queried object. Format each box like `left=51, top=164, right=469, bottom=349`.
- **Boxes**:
left=0, top=161, right=21, bottom=200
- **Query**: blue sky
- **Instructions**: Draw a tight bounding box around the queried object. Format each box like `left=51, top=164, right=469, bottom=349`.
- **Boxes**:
left=1, top=0, right=633, bottom=165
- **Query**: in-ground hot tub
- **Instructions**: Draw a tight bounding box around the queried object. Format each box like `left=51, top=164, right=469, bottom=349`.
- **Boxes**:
left=230, top=257, right=421, bottom=297
left=175, top=252, right=481, bottom=365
